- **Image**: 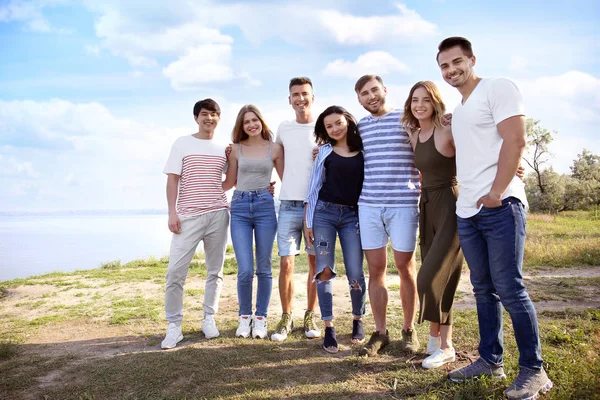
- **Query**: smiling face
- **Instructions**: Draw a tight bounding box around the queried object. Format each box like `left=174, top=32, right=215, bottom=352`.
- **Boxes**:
left=242, top=112, right=263, bottom=137
left=288, top=83, right=314, bottom=116
left=437, top=45, right=476, bottom=89
left=323, top=113, right=348, bottom=142
left=357, top=79, right=388, bottom=116
left=196, top=108, right=220, bottom=134
left=410, top=86, right=434, bottom=123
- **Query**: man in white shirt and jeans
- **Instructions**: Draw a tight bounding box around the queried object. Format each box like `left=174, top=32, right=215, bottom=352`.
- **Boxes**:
left=437, top=37, right=552, bottom=400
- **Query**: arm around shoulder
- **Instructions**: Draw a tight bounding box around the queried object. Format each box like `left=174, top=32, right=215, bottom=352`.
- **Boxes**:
left=222, top=145, right=239, bottom=192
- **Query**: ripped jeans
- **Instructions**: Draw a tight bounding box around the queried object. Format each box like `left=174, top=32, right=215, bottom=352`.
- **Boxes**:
left=312, top=200, right=366, bottom=321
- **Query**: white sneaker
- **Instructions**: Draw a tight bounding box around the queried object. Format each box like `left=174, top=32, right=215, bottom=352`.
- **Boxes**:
left=201, top=315, right=220, bottom=339
left=161, top=322, right=183, bottom=349
left=252, top=316, right=268, bottom=339
left=236, top=315, right=252, bottom=338
left=426, top=335, right=442, bottom=355
left=422, top=347, right=456, bottom=369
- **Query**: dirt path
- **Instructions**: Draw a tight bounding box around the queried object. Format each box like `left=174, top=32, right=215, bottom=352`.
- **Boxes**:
left=4, top=266, right=599, bottom=353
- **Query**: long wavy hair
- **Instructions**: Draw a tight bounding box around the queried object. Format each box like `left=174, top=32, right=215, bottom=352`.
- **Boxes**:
left=400, top=81, right=446, bottom=133
left=231, top=104, right=272, bottom=143
left=314, top=105, right=362, bottom=152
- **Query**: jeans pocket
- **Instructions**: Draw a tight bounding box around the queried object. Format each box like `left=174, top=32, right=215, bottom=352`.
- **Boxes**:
left=231, top=192, right=243, bottom=203
left=481, top=203, right=510, bottom=212
left=316, top=200, right=326, bottom=212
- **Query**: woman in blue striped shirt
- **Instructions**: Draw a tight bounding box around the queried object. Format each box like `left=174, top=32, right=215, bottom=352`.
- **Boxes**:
left=303, top=105, right=366, bottom=353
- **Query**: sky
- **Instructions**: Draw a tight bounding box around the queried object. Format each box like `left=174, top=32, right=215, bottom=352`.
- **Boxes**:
left=1, top=0, right=599, bottom=212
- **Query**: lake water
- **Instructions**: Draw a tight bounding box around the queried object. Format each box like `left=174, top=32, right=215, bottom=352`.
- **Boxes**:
left=0, top=212, right=203, bottom=281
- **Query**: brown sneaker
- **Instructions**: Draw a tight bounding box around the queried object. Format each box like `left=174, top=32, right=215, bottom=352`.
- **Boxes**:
left=401, top=327, right=420, bottom=354
left=358, top=330, right=390, bottom=356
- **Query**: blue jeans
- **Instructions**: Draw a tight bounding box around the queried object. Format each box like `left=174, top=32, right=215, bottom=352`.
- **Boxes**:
left=230, top=189, right=276, bottom=317
left=457, top=197, right=542, bottom=370
left=312, top=200, right=366, bottom=321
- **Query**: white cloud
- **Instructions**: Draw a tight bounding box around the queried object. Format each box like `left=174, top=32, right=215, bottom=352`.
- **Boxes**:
left=162, top=45, right=235, bottom=90
left=324, top=51, right=409, bottom=79
left=161, top=45, right=260, bottom=90
left=317, top=4, right=437, bottom=45
left=0, top=154, right=39, bottom=178
left=520, top=70, right=600, bottom=122
left=0, top=98, right=183, bottom=211
left=84, top=45, right=101, bottom=56
left=0, top=0, right=71, bottom=33
left=509, top=55, right=528, bottom=73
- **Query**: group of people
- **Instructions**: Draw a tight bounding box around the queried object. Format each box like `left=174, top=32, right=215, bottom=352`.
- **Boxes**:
left=160, top=37, right=553, bottom=400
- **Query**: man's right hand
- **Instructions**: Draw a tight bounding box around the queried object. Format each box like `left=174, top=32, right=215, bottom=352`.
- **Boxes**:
left=168, top=213, right=181, bottom=234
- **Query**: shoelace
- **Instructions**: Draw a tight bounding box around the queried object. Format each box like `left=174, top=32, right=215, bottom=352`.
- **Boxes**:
left=513, top=369, right=536, bottom=388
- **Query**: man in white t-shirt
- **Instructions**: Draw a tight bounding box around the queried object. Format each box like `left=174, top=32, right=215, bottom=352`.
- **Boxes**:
left=160, top=98, right=229, bottom=349
left=270, top=77, right=320, bottom=342
left=437, top=37, right=552, bottom=400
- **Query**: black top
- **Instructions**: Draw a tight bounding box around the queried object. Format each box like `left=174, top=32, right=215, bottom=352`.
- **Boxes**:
left=318, top=151, right=364, bottom=206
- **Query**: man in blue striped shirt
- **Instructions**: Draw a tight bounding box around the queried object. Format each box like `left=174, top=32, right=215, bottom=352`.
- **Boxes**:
left=354, top=75, right=421, bottom=356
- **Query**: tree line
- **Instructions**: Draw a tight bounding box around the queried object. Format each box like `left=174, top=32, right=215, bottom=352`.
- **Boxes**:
left=523, top=119, right=600, bottom=213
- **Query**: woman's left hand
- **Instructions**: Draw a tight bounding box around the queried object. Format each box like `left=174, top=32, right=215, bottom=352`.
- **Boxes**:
left=304, top=226, right=314, bottom=243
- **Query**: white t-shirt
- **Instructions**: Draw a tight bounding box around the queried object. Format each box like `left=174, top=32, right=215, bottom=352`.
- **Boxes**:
left=452, top=78, right=529, bottom=218
left=275, top=120, right=316, bottom=201
left=163, top=135, right=228, bottom=217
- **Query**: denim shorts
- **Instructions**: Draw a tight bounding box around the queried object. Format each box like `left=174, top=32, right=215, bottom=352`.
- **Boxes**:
left=358, top=205, right=418, bottom=252
left=277, top=200, right=315, bottom=257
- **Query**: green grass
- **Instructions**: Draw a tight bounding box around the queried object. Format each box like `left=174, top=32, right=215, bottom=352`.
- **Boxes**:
left=0, top=309, right=597, bottom=399
left=524, top=212, right=600, bottom=269
left=0, top=340, right=18, bottom=361
left=109, top=296, right=162, bottom=325
left=0, top=211, right=599, bottom=399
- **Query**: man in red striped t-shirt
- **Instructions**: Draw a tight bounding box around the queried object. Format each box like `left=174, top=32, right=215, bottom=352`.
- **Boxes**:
left=161, top=98, right=229, bottom=349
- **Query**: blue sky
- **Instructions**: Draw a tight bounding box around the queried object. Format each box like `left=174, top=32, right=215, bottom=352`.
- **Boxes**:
left=1, top=0, right=599, bottom=211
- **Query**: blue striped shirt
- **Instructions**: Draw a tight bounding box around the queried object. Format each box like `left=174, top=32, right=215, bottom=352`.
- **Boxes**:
left=358, top=109, right=420, bottom=207
left=304, top=144, right=333, bottom=229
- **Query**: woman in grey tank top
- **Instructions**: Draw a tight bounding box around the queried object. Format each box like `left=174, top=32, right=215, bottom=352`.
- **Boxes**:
left=223, top=105, right=284, bottom=340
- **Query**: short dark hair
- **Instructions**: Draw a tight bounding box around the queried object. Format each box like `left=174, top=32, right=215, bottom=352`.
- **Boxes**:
left=354, top=75, right=384, bottom=93
left=193, top=98, right=221, bottom=118
left=289, top=77, right=313, bottom=91
left=436, top=37, right=473, bottom=63
left=314, top=105, right=363, bottom=152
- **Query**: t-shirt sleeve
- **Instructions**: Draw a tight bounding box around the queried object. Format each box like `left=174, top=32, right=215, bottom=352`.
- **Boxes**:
left=488, top=78, right=525, bottom=125
left=163, top=138, right=183, bottom=175
left=275, top=123, right=283, bottom=145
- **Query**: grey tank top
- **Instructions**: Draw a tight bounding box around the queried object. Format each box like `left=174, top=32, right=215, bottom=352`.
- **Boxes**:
left=236, top=142, right=274, bottom=191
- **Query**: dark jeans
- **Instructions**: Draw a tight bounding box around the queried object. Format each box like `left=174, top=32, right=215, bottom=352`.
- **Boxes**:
left=312, top=200, right=366, bottom=320
left=457, top=197, right=543, bottom=370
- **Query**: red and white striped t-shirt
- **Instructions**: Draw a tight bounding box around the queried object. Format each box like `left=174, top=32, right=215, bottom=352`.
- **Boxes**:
left=163, top=135, right=228, bottom=217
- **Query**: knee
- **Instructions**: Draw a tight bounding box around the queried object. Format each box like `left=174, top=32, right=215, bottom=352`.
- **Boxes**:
left=280, top=257, right=294, bottom=274
left=416, top=273, right=429, bottom=294
left=349, top=278, right=363, bottom=292
left=496, top=284, right=530, bottom=308
left=316, top=266, right=334, bottom=282
left=237, top=268, right=253, bottom=283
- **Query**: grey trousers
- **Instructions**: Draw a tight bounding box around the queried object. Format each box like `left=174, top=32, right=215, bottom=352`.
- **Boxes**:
left=165, top=209, right=229, bottom=323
